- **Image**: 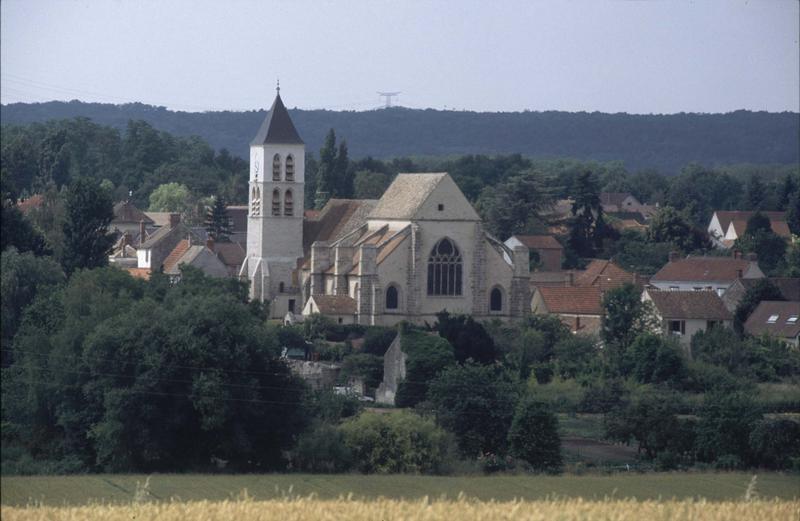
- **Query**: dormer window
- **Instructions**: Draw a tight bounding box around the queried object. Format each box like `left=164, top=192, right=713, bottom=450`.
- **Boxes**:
left=272, top=154, right=281, bottom=181
left=286, top=155, right=295, bottom=182
left=787, top=315, right=797, bottom=324
left=767, top=315, right=779, bottom=324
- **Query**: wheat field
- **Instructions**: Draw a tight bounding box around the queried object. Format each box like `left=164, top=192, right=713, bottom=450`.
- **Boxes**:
left=2, top=497, right=799, bottom=521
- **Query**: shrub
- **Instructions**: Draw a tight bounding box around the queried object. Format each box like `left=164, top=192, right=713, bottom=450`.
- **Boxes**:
left=339, top=410, right=454, bottom=474
left=395, top=330, right=455, bottom=408
left=292, top=423, right=353, bottom=473
left=578, top=378, right=628, bottom=414
left=695, top=391, right=762, bottom=465
left=625, top=333, right=687, bottom=387
left=361, top=326, right=398, bottom=356
left=435, top=312, right=497, bottom=364
left=340, top=353, right=384, bottom=390
left=749, top=418, right=800, bottom=470
left=508, top=398, right=562, bottom=472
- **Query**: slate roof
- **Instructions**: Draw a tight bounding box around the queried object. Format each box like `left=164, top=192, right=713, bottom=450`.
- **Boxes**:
left=250, top=93, right=304, bottom=145
left=513, top=235, right=563, bottom=250
left=575, top=259, right=640, bottom=290
left=302, top=199, right=378, bottom=253
left=744, top=301, right=800, bottom=339
left=368, top=173, right=447, bottom=220
left=309, top=295, right=357, bottom=315
left=646, top=290, right=732, bottom=320
left=112, top=201, right=153, bottom=224
left=536, top=286, right=604, bottom=315
left=651, top=256, right=756, bottom=283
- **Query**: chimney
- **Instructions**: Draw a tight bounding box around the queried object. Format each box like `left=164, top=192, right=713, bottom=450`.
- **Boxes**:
left=187, top=234, right=192, bottom=247
left=668, top=251, right=679, bottom=262
left=139, top=220, right=146, bottom=245
left=206, top=237, right=215, bottom=251
left=169, top=213, right=180, bottom=229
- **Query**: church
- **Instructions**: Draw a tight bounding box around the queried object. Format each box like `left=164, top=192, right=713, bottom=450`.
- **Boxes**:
left=240, top=90, right=531, bottom=325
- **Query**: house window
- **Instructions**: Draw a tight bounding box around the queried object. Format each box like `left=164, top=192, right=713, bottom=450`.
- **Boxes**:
left=285, top=155, right=294, bottom=181
left=288, top=299, right=295, bottom=313
left=669, top=286, right=679, bottom=291
left=427, top=238, right=462, bottom=296
left=788, top=315, right=798, bottom=324
left=437, top=203, right=444, bottom=211
left=272, top=153, right=281, bottom=181
left=272, top=189, right=281, bottom=216
left=669, top=320, right=685, bottom=336
left=386, top=285, right=399, bottom=310
left=707, top=320, right=721, bottom=330
left=767, top=314, right=779, bottom=324
left=284, top=190, right=293, bottom=216
left=338, top=317, right=343, bottom=324
left=490, top=287, right=503, bottom=311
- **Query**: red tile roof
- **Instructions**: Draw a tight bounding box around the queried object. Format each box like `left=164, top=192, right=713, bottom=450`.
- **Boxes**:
left=714, top=211, right=786, bottom=233
left=125, top=267, right=151, bottom=280
left=575, top=259, right=639, bottom=290
left=729, top=218, right=791, bottom=238
left=651, top=256, right=757, bottom=283
left=537, top=286, right=603, bottom=315
left=744, top=301, right=800, bottom=339
left=513, top=235, right=563, bottom=250
left=15, top=194, right=44, bottom=214
left=162, top=239, right=190, bottom=273
left=646, top=290, right=732, bottom=320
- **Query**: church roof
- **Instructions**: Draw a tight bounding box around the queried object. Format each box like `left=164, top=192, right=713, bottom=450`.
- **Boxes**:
left=368, top=173, right=448, bottom=220
left=250, top=93, right=304, bottom=146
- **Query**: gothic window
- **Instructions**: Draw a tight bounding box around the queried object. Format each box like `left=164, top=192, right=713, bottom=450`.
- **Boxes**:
left=272, top=153, right=281, bottom=181
left=272, top=189, right=281, bottom=216
left=490, top=287, right=503, bottom=311
left=386, top=285, right=399, bottom=310
left=284, top=190, right=293, bottom=216
left=285, top=155, right=295, bottom=181
left=427, top=238, right=462, bottom=296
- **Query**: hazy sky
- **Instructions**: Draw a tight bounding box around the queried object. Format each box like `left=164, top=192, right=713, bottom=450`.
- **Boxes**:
left=2, top=0, right=798, bottom=114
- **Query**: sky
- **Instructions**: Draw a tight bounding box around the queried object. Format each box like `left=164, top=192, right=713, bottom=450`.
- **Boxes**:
left=1, top=0, right=798, bottom=114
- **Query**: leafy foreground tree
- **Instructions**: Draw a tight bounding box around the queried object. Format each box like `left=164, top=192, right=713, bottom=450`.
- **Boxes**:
left=733, top=212, right=788, bottom=275
left=427, top=363, right=520, bottom=457
left=694, top=391, right=762, bottom=468
left=3, top=266, right=309, bottom=472
left=508, top=397, right=562, bottom=472
left=601, top=283, right=658, bottom=371
left=60, top=177, right=115, bottom=274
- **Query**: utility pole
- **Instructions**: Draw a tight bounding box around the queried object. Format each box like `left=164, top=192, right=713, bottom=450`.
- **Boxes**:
left=377, top=91, right=401, bottom=108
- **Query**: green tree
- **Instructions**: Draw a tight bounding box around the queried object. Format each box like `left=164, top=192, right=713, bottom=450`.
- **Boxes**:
left=204, top=195, right=232, bottom=242
left=395, top=330, right=454, bottom=408
left=601, top=283, right=657, bottom=369
left=435, top=312, right=497, bottom=364
left=624, top=333, right=686, bottom=386
left=428, top=363, right=520, bottom=457
left=148, top=182, right=193, bottom=214
left=315, top=129, right=338, bottom=208
left=339, top=410, right=453, bottom=474
left=60, top=177, right=114, bottom=274
left=695, top=391, right=761, bottom=466
left=786, top=191, right=800, bottom=236
left=566, top=171, right=609, bottom=259
left=749, top=419, right=800, bottom=470
left=745, top=174, right=766, bottom=210
left=353, top=170, right=390, bottom=199
left=647, top=206, right=711, bottom=252
left=508, top=398, right=562, bottom=472
left=334, top=140, right=353, bottom=198
left=477, top=170, right=554, bottom=240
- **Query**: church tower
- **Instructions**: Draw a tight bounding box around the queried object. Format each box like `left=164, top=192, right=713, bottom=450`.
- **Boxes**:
left=241, top=86, right=305, bottom=314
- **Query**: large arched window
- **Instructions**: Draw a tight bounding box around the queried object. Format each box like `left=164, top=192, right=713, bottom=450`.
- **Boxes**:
left=490, top=287, right=503, bottom=312
left=386, top=285, right=399, bottom=310
left=272, top=153, right=281, bottom=181
left=285, top=154, right=295, bottom=182
left=427, top=238, right=462, bottom=296
left=272, top=188, right=281, bottom=216
left=284, top=190, right=293, bottom=216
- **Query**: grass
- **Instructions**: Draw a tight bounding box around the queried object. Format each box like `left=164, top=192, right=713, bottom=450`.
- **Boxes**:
left=1, top=472, right=798, bottom=507
left=4, top=498, right=800, bottom=521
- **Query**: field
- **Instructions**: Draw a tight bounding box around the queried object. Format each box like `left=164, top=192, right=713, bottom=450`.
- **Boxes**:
left=3, top=497, right=799, bottom=521
left=1, top=472, right=798, bottom=507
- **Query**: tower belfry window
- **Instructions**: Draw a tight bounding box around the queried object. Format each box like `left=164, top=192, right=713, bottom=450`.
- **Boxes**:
left=285, top=155, right=295, bottom=182
left=284, top=190, right=293, bottom=216
left=273, top=154, right=281, bottom=181
left=251, top=186, right=261, bottom=216
left=427, top=238, right=463, bottom=296
left=272, top=189, right=281, bottom=216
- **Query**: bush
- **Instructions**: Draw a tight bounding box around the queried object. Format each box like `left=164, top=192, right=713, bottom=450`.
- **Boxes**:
left=625, top=333, right=686, bottom=386
left=435, top=312, right=497, bottom=364
left=292, top=423, right=353, bottom=473
left=694, top=391, right=762, bottom=465
left=340, top=353, right=384, bottom=390
left=578, top=378, right=628, bottom=414
left=508, top=398, right=562, bottom=472
left=303, top=389, right=362, bottom=424
left=339, top=410, right=454, bottom=474
left=361, top=326, right=397, bottom=356
left=394, top=330, right=455, bottom=408
left=749, top=418, right=800, bottom=470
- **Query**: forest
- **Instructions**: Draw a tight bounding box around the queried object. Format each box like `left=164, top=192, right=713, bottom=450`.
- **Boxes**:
left=2, top=100, right=798, bottom=173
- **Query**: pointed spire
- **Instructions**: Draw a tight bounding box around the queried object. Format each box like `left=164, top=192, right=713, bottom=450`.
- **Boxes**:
left=251, top=88, right=304, bottom=146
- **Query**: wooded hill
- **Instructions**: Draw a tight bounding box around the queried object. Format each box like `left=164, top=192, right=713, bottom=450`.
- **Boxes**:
left=2, top=101, right=798, bottom=173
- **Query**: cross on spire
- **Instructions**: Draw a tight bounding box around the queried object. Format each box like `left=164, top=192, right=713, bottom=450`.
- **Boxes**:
left=276, top=78, right=280, bottom=94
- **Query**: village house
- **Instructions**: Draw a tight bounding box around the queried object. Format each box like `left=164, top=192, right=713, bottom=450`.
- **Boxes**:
left=642, top=288, right=733, bottom=347
left=599, top=192, right=657, bottom=220
left=650, top=252, right=764, bottom=296
left=531, top=286, right=604, bottom=335
left=504, top=234, right=563, bottom=271
left=707, top=210, right=789, bottom=248
left=573, top=259, right=643, bottom=290
left=744, top=301, right=800, bottom=347
left=111, top=201, right=155, bottom=240
left=162, top=237, right=228, bottom=283
left=721, top=277, right=800, bottom=313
